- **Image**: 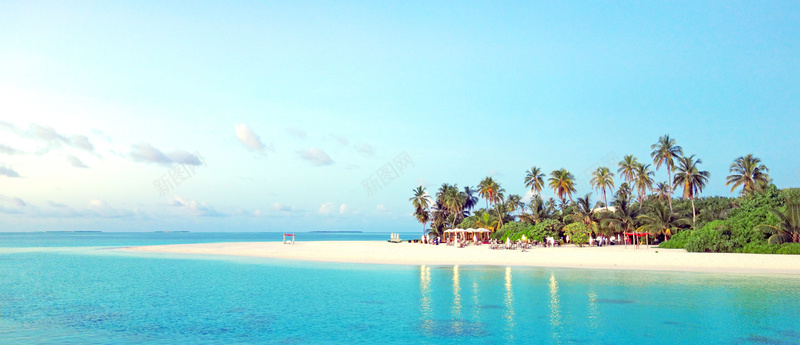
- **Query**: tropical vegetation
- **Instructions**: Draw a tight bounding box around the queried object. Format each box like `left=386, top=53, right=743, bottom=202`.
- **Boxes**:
left=408, top=134, right=797, bottom=254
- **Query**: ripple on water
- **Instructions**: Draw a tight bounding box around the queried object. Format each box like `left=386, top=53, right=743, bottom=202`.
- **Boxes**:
left=596, top=298, right=635, bottom=304
left=418, top=319, right=489, bottom=338
left=476, top=304, right=504, bottom=309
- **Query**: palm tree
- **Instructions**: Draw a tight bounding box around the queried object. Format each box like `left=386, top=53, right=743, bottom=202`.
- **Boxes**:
left=475, top=212, right=501, bottom=232
left=673, top=155, right=710, bottom=225
left=757, top=201, right=800, bottom=244
left=477, top=176, right=505, bottom=227
left=462, top=186, right=480, bottom=212
left=618, top=155, right=639, bottom=183
left=636, top=202, right=690, bottom=241
left=548, top=168, right=576, bottom=203
left=652, top=182, right=671, bottom=202
left=651, top=135, right=683, bottom=212
left=444, top=186, right=467, bottom=228
left=600, top=195, right=640, bottom=241
left=615, top=182, right=633, bottom=202
left=409, top=186, right=431, bottom=236
left=519, top=195, right=553, bottom=224
left=524, top=166, right=545, bottom=196
left=477, top=177, right=495, bottom=209
left=505, top=194, right=524, bottom=218
left=726, top=154, right=770, bottom=195
left=568, top=193, right=599, bottom=234
left=634, top=164, right=655, bottom=205
left=590, top=167, right=615, bottom=211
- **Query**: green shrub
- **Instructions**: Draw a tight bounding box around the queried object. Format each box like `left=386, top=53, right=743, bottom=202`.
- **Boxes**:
left=659, top=230, right=692, bottom=249
left=564, top=223, right=590, bottom=246
left=776, top=243, right=800, bottom=255
left=740, top=242, right=780, bottom=254
left=530, top=219, right=563, bottom=242
left=685, top=221, right=733, bottom=252
left=496, top=222, right=537, bottom=242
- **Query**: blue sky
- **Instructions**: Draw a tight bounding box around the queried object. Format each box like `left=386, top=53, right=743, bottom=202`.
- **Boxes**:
left=1, top=1, right=799, bottom=232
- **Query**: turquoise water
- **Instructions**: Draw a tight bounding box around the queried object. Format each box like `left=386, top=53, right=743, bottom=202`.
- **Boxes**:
left=1, top=233, right=798, bottom=344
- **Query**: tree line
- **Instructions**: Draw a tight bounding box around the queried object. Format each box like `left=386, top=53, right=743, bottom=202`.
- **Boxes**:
left=409, top=135, right=798, bottom=253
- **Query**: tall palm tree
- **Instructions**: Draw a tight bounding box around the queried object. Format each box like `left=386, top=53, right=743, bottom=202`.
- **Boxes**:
left=634, top=164, right=655, bottom=205
left=651, top=135, right=683, bottom=212
left=409, top=186, right=431, bottom=236
left=477, top=176, right=505, bottom=227
left=726, top=154, right=770, bottom=195
left=673, top=155, right=710, bottom=225
left=618, top=155, right=639, bottom=183
left=524, top=166, right=545, bottom=196
left=505, top=194, right=524, bottom=217
left=462, top=186, right=480, bottom=212
left=590, top=167, right=615, bottom=211
left=548, top=168, right=576, bottom=203
left=652, top=182, right=671, bottom=202
left=443, top=186, right=465, bottom=228
left=636, top=202, right=690, bottom=241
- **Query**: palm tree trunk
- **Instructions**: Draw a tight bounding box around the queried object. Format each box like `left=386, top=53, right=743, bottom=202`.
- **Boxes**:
left=665, top=163, right=672, bottom=209
left=603, top=189, right=609, bottom=211
left=691, top=197, right=696, bottom=225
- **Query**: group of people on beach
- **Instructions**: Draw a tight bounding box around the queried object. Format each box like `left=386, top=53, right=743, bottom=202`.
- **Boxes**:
left=412, top=233, right=626, bottom=248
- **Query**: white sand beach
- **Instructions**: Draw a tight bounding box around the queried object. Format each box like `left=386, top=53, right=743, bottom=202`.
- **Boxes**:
left=123, top=241, right=800, bottom=274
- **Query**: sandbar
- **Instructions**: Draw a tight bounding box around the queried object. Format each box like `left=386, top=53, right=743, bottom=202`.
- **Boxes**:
left=121, top=241, right=800, bottom=274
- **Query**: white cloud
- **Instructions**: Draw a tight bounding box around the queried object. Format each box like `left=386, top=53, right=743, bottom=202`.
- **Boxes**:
left=272, top=202, right=294, bottom=212
left=318, top=202, right=334, bottom=215
left=355, top=144, right=374, bottom=158
left=66, top=155, right=88, bottom=168
left=28, top=123, right=95, bottom=153
left=85, top=199, right=135, bottom=218
left=376, top=204, right=389, bottom=212
left=337, top=136, right=348, bottom=145
left=129, top=143, right=204, bottom=166
left=89, top=199, right=108, bottom=207
left=0, top=195, right=27, bottom=207
left=339, top=204, right=347, bottom=214
left=298, top=148, right=333, bottom=166
left=235, top=124, right=270, bottom=152
left=522, top=189, right=536, bottom=203
left=170, top=196, right=225, bottom=217
left=0, top=165, right=21, bottom=178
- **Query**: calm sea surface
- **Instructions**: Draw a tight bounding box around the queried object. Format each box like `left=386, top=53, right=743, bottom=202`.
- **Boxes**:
left=0, top=232, right=798, bottom=344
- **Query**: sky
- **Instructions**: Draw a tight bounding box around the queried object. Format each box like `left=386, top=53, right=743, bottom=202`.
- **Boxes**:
left=1, top=1, right=799, bottom=232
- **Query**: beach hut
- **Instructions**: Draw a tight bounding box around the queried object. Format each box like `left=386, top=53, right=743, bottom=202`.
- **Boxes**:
left=283, top=233, right=295, bottom=244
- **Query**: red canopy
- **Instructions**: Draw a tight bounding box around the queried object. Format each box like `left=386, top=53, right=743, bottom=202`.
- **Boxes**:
left=623, top=232, right=647, bottom=237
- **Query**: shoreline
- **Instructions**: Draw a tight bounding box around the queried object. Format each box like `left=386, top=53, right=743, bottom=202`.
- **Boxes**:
left=121, top=241, right=800, bottom=275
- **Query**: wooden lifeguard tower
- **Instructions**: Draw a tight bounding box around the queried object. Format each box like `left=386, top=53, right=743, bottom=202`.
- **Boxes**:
left=283, top=233, right=295, bottom=244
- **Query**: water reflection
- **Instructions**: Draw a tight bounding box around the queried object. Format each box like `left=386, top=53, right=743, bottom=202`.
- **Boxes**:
left=587, top=290, right=598, bottom=329
left=549, top=273, right=562, bottom=344
left=504, top=267, right=515, bottom=341
left=452, top=265, right=462, bottom=334
left=419, top=265, right=432, bottom=328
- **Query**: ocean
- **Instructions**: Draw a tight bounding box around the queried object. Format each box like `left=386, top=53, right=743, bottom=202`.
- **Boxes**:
left=0, top=232, right=798, bottom=344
